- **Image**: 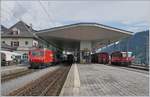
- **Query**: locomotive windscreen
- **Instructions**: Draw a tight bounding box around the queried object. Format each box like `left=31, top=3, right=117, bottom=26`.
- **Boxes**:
left=31, top=51, right=44, bottom=56
left=127, top=52, right=132, bottom=57
left=122, top=52, right=132, bottom=57
left=111, top=52, right=122, bottom=57
left=122, top=52, right=127, bottom=57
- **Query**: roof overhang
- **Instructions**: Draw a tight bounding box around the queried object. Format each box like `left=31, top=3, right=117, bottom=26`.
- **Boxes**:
left=36, top=23, right=133, bottom=51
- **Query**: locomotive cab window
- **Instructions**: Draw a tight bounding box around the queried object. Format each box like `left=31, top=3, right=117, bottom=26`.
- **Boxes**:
left=122, top=52, right=127, bottom=57
left=127, top=52, right=132, bottom=57
left=111, top=52, right=122, bottom=57
left=25, top=41, right=28, bottom=45
left=32, top=51, right=44, bottom=56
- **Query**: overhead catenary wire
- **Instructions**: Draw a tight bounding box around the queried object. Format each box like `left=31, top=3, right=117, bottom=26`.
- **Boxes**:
left=1, top=9, right=21, bottom=27
left=17, top=1, right=60, bottom=47
left=1, top=3, right=61, bottom=51
left=38, top=0, right=55, bottom=26
left=17, top=1, right=55, bottom=29
left=2, top=8, right=53, bottom=49
left=1, top=5, right=40, bottom=29
left=16, top=1, right=43, bottom=30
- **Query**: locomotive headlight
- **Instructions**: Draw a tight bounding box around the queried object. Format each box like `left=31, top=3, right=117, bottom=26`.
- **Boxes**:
left=50, top=54, right=53, bottom=57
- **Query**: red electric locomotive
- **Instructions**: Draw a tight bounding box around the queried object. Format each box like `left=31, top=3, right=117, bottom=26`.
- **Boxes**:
left=28, top=48, right=57, bottom=68
left=98, top=52, right=109, bottom=64
left=111, top=51, right=134, bottom=66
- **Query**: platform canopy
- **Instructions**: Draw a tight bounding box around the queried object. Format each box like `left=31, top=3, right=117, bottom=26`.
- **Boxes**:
left=36, top=23, right=133, bottom=51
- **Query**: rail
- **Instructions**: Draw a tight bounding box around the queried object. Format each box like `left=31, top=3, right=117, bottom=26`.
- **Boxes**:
left=8, top=64, right=71, bottom=96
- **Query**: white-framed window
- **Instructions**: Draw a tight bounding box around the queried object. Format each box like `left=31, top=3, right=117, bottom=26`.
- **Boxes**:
left=33, top=40, right=38, bottom=47
left=2, top=41, right=5, bottom=44
left=11, top=41, right=19, bottom=47
left=12, top=27, right=20, bottom=35
left=23, top=53, right=28, bottom=59
left=25, top=41, right=28, bottom=45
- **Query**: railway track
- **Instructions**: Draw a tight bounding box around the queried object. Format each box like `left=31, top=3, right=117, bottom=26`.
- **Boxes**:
left=129, top=64, right=149, bottom=71
left=105, top=64, right=149, bottom=74
left=8, top=64, right=71, bottom=96
left=1, top=69, right=35, bottom=82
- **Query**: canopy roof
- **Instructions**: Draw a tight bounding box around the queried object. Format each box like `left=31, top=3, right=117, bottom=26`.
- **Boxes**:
left=36, top=23, right=133, bottom=51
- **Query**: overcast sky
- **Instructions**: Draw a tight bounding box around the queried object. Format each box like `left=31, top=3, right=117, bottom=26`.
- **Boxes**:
left=1, top=1, right=150, bottom=32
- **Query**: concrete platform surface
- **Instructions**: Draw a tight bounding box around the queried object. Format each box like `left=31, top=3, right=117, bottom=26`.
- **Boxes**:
left=1, top=65, right=28, bottom=77
left=61, top=64, right=149, bottom=96
left=60, top=64, right=80, bottom=96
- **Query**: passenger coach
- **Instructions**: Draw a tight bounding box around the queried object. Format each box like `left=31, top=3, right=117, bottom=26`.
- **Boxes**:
left=97, top=52, right=109, bottom=64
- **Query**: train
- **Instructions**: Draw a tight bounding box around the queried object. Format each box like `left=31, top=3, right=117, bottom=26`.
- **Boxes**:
left=28, top=48, right=61, bottom=68
left=111, top=51, right=134, bottom=66
left=98, top=52, right=109, bottom=64
left=0, top=50, right=22, bottom=66
left=91, top=52, right=109, bottom=64
left=28, top=48, right=134, bottom=68
left=28, top=48, right=74, bottom=69
left=91, top=51, right=134, bottom=66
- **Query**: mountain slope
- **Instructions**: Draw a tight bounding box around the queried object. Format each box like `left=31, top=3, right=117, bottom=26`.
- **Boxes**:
left=100, top=30, right=149, bottom=65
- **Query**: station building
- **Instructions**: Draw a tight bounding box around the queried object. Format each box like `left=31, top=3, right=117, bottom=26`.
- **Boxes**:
left=36, top=23, right=133, bottom=63
left=1, top=21, right=133, bottom=63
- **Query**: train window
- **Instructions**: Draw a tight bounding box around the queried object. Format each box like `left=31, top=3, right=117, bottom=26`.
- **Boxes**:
left=15, top=56, right=21, bottom=59
left=111, top=52, right=122, bottom=57
left=32, top=51, right=44, bottom=56
left=11, top=55, right=15, bottom=59
left=2, top=41, right=5, bottom=44
left=11, top=41, right=19, bottom=47
left=25, top=41, right=28, bottom=45
left=1, top=53, right=6, bottom=60
left=128, top=52, right=132, bottom=57
left=122, top=52, right=127, bottom=57
left=23, top=53, right=28, bottom=59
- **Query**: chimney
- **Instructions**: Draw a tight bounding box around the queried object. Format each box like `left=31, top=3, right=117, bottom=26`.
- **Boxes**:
left=29, top=23, right=32, bottom=30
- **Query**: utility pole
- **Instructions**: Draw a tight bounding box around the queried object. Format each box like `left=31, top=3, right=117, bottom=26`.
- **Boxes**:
left=145, top=32, right=149, bottom=66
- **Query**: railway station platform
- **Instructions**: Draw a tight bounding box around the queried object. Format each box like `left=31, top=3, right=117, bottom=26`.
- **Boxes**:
left=60, top=64, right=149, bottom=96
left=1, top=65, right=28, bottom=77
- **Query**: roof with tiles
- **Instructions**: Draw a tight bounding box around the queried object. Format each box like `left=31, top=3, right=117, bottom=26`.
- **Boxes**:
left=1, top=21, right=36, bottom=38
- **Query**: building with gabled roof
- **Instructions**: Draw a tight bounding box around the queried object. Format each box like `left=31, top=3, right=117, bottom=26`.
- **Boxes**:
left=1, top=21, right=36, bottom=38
left=1, top=21, right=39, bottom=61
left=1, top=25, right=9, bottom=34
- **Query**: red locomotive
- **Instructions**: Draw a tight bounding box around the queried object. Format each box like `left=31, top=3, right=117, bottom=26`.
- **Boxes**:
left=98, top=52, right=109, bottom=64
left=28, top=48, right=58, bottom=68
left=111, top=51, right=134, bottom=66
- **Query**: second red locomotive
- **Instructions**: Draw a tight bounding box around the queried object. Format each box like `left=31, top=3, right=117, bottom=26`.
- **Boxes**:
left=111, top=51, right=134, bottom=66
